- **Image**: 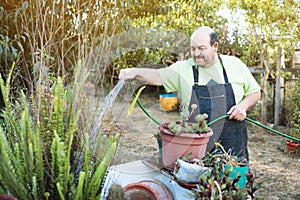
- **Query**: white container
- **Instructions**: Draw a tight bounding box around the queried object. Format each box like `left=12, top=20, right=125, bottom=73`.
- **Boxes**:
left=173, top=159, right=210, bottom=183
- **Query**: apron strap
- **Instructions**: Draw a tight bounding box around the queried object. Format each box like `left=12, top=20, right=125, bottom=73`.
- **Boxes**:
left=192, top=65, right=198, bottom=85
left=192, top=55, right=230, bottom=84
left=218, top=54, right=229, bottom=84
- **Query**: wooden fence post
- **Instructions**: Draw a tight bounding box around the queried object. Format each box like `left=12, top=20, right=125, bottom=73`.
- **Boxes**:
left=274, top=47, right=285, bottom=127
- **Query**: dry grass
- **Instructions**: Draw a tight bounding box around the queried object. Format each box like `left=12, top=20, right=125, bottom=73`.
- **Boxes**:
left=248, top=124, right=300, bottom=199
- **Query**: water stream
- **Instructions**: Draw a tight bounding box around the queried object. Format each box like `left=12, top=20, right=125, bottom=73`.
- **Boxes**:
left=90, top=79, right=125, bottom=144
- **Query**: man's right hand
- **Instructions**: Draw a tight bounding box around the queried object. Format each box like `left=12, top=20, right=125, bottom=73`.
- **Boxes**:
left=118, top=68, right=136, bottom=80
left=118, top=68, right=163, bottom=86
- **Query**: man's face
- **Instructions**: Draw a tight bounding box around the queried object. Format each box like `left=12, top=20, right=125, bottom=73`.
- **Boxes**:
left=190, top=34, right=217, bottom=67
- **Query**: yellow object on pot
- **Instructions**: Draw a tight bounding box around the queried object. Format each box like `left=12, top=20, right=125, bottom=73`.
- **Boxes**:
left=159, top=93, right=178, bottom=111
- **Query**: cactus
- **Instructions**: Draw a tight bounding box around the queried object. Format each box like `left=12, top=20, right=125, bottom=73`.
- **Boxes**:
left=107, top=184, right=125, bottom=200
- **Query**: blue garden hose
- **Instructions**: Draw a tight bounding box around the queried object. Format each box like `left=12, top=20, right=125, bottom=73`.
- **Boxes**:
left=133, top=90, right=300, bottom=143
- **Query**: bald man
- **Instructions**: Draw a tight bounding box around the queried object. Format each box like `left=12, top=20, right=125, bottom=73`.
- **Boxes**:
left=119, top=26, right=261, bottom=160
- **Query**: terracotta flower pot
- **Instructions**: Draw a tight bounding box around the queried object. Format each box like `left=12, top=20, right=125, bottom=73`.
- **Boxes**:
left=286, top=140, right=300, bottom=153
left=0, top=194, right=18, bottom=200
left=123, top=179, right=174, bottom=200
left=158, top=124, right=213, bottom=170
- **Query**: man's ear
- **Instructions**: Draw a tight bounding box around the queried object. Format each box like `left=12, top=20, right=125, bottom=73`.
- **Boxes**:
left=213, top=42, right=218, bottom=49
left=213, top=42, right=219, bottom=52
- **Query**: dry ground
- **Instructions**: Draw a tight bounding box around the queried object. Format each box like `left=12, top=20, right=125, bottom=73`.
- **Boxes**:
left=103, top=85, right=300, bottom=200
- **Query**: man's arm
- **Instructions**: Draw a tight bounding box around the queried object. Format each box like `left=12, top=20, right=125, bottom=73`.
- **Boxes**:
left=227, top=91, right=261, bottom=121
left=119, top=68, right=163, bottom=86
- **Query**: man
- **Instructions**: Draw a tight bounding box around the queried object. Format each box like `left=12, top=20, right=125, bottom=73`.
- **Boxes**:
left=119, top=26, right=261, bottom=160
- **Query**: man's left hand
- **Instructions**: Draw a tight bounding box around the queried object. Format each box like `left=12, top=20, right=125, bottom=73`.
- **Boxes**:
left=227, top=105, right=246, bottom=121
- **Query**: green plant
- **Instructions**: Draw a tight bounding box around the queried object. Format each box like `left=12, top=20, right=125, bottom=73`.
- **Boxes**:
left=285, top=79, right=300, bottom=142
left=177, top=152, right=195, bottom=163
left=164, top=104, right=210, bottom=134
left=106, top=184, right=125, bottom=200
left=194, top=166, right=261, bottom=199
left=0, top=67, right=118, bottom=199
left=290, top=110, right=300, bottom=142
left=193, top=145, right=262, bottom=199
left=212, top=142, right=248, bottom=167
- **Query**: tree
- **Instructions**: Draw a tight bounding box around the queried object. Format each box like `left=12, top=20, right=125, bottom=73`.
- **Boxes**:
left=0, top=0, right=229, bottom=93
left=228, top=0, right=300, bottom=124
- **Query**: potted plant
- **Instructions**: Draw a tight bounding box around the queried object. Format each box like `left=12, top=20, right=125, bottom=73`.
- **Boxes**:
left=193, top=143, right=262, bottom=199
left=287, top=110, right=300, bottom=153
left=127, top=89, right=213, bottom=170
left=194, top=162, right=261, bottom=199
left=212, top=142, right=249, bottom=188
left=173, top=152, right=210, bottom=185
left=157, top=104, right=213, bottom=170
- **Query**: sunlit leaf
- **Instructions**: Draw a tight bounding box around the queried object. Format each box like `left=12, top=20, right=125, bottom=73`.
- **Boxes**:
left=127, top=85, right=146, bottom=116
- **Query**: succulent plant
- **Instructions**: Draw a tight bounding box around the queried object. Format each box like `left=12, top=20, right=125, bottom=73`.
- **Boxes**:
left=166, top=111, right=209, bottom=134
left=107, top=184, right=125, bottom=200
left=194, top=152, right=261, bottom=200
left=168, top=122, right=181, bottom=134
left=195, top=113, right=208, bottom=122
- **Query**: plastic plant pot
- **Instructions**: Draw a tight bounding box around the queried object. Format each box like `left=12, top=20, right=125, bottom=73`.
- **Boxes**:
left=159, top=93, right=178, bottom=111
left=286, top=139, right=300, bottom=153
left=159, top=126, right=213, bottom=170
left=173, top=158, right=210, bottom=183
left=223, top=164, right=249, bottom=188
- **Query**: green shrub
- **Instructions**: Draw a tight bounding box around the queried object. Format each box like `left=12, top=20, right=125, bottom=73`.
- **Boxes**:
left=0, top=66, right=118, bottom=200
left=285, top=79, right=300, bottom=128
left=290, top=110, right=300, bottom=139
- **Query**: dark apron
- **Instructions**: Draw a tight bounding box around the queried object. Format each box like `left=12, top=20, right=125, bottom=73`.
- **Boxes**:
left=188, top=56, right=248, bottom=160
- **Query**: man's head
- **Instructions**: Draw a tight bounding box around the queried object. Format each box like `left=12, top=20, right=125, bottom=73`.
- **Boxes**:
left=190, top=26, right=219, bottom=67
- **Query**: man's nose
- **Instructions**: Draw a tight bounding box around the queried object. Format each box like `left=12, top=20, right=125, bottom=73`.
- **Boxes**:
left=194, top=49, right=201, bottom=56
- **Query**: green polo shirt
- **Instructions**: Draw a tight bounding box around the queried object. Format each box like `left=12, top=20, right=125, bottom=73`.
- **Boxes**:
left=158, top=54, right=261, bottom=107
